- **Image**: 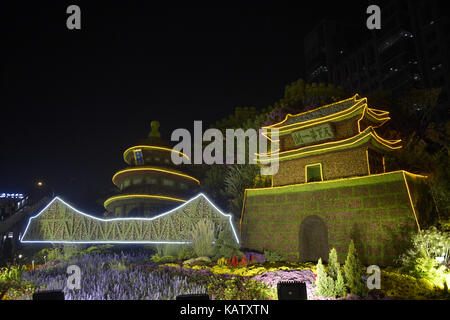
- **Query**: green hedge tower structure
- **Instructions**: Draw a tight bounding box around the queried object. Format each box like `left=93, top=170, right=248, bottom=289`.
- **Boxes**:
left=240, top=95, right=433, bottom=266
left=104, top=121, right=200, bottom=217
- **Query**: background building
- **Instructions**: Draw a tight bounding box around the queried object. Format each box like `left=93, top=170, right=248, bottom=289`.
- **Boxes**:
left=304, top=0, right=450, bottom=105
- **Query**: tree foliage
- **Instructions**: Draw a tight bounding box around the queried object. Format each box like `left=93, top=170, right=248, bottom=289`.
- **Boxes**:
left=314, top=258, right=336, bottom=297
left=224, top=164, right=261, bottom=218
left=263, top=80, right=348, bottom=127
left=398, top=227, right=450, bottom=283
left=370, top=87, right=450, bottom=223
left=327, top=248, right=340, bottom=280
left=343, top=240, right=368, bottom=297
left=314, top=248, right=348, bottom=298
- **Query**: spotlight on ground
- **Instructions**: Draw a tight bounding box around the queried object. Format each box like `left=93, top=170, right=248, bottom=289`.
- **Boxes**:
left=277, top=281, right=307, bottom=300
left=32, top=290, right=65, bottom=300
left=176, top=293, right=210, bottom=300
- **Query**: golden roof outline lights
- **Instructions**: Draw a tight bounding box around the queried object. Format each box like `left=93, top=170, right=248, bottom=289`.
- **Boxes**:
left=366, top=108, right=390, bottom=120
left=367, top=108, right=390, bottom=116
left=261, top=95, right=392, bottom=140
left=104, top=194, right=187, bottom=208
left=366, top=149, right=371, bottom=175
left=257, top=127, right=402, bottom=164
left=244, top=170, right=426, bottom=193
left=402, top=171, right=422, bottom=233
left=112, top=167, right=200, bottom=185
left=262, top=98, right=368, bottom=138
left=257, top=127, right=401, bottom=157
left=263, top=94, right=363, bottom=130
left=123, top=145, right=190, bottom=164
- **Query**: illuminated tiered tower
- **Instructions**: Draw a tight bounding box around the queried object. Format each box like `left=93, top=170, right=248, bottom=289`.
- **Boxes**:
left=104, top=121, right=199, bottom=217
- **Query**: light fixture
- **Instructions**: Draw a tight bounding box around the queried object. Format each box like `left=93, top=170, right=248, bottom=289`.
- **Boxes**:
left=435, top=256, right=445, bottom=264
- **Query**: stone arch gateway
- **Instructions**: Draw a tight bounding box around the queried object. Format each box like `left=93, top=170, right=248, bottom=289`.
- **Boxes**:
left=298, top=215, right=329, bottom=263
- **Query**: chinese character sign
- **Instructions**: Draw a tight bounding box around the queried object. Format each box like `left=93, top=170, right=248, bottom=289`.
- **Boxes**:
left=133, top=149, right=144, bottom=165
left=291, top=123, right=334, bottom=147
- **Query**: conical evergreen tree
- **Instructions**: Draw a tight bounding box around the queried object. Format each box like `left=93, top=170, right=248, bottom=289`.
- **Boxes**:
left=328, top=248, right=339, bottom=280
left=343, top=240, right=369, bottom=297
left=314, top=258, right=336, bottom=297
left=334, top=268, right=347, bottom=298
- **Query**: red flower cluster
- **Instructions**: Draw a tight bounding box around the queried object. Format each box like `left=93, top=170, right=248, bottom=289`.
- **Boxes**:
left=225, top=254, right=255, bottom=267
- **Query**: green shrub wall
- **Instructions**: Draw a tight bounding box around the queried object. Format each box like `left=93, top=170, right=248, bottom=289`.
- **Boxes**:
left=240, top=171, right=430, bottom=266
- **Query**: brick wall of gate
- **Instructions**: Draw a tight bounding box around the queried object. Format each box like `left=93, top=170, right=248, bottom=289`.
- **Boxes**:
left=240, top=171, right=430, bottom=265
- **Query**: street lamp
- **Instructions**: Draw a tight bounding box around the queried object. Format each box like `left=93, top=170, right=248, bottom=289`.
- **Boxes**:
left=36, top=180, right=55, bottom=198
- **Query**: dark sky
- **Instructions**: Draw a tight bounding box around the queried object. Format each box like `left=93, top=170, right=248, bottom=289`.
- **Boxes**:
left=1, top=1, right=368, bottom=212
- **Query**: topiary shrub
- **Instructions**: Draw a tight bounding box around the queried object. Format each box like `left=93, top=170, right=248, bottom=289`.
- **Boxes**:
left=150, top=254, right=177, bottom=264
left=344, top=240, right=368, bottom=297
left=191, top=219, right=215, bottom=258
left=212, top=228, right=241, bottom=261
left=183, top=256, right=212, bottom=266
left=177, top=246, right=196, bottom=261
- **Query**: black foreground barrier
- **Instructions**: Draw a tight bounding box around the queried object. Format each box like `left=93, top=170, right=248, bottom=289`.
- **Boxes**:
left=6, top=298, right=446, bottom=319
left=176, top=293, right=210, bottom=300
left=277, top=281, right=307, bottom=300
left=32, top=290, right=65, bottom=300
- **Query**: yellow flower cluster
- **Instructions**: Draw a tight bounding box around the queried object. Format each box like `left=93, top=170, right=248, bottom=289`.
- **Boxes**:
left=161, top=262, right=316, bottom=277
left=25, top=264, right=43, bottom=272
left=381, top=270, right=439, bottom=299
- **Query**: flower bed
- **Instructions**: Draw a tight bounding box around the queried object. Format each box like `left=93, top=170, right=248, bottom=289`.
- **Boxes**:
left=2, top=251, right=448, bottom=300
left=14, top=252, right=206, bottom=300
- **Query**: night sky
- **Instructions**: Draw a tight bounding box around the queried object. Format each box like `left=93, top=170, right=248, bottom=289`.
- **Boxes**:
left=1, top=1, right=368, bottom=213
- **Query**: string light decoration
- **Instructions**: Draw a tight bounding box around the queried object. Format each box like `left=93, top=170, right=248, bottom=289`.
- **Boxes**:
left=21, top=193, right=239, bottom=245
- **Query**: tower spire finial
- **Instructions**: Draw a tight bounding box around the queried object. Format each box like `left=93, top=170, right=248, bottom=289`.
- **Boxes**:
left=149, top=121, right=161, bottom=138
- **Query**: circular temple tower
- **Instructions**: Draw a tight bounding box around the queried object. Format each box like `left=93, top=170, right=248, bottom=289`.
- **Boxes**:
left=104, top=121, right=199, bottom=217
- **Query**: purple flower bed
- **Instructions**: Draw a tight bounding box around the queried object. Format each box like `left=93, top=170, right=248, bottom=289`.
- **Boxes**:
left=244, top=252, right=266, bottom=264
left=19, top=251, right=393, bottom=300
left=22, top=252, right=207, bottom=300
